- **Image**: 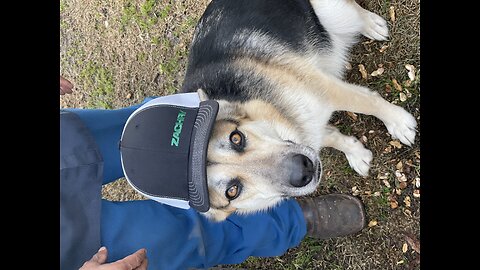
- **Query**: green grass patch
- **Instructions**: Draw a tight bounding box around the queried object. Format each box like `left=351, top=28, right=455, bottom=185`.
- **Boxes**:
left=282, top=238, right=322, bottom=270
left=137, top=52, right=147, bottom=62
left=158, top=3, right=171, bottom=20
left=79, top=61, right=115, bottom=109
left=151, top=36, right=160, bottom=45
left=60, top=0, right=67, bottom=13
left=156, top=39, right=190, bottom=94
left=158, top=55, right=181, bottom=94
left=60, top=20, right=67, bottom=29
left=337, top=123, right=353, bottom=135
left=120, top=0, right=170, bottom=32
left=177, top=15, right=198, bottom=36
left=369, top=188, right=392, bottom=221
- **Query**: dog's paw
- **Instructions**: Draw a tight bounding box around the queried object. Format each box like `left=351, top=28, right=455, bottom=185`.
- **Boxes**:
left=361, top=11, right=389, bottom=41
left=345, top=141, right=373, bottom=177
left=383, top=107, right=417, bottom=146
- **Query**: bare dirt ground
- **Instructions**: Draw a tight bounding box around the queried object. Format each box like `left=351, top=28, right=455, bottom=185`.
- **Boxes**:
left=60, top=0, right=420, bottom=269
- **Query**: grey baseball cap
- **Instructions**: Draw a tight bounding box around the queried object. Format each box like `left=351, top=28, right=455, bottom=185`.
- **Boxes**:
left=119, top=92, right=218, bottom=212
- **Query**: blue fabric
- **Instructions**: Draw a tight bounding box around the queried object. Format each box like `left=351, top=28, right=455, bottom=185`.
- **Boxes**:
left=60, top=111, right=103, bottom=270
left=101, top=199, right=305, bottom=269
left=65, top=97, right=154, bottom=184
left=62, top=97, right=307, bottom=269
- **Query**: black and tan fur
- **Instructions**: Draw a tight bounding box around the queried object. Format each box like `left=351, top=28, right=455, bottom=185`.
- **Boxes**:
left=181, top=0, right=417, bottom=221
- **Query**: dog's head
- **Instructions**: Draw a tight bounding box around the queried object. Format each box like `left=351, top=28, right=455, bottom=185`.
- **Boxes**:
left=198, top=90, right=322, bottom=221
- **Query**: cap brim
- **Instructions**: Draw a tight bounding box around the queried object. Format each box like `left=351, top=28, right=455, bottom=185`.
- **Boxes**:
left=188, top=100, right=219, bottom=212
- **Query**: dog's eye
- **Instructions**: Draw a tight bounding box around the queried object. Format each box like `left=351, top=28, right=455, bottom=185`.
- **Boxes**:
left=230, top=132, right=242, bottom=145
left=225, top=184, right=242, bottom=200
left=229, top=130, right=245, bottom=150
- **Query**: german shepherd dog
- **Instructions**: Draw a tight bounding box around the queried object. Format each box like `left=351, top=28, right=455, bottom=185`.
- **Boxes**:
left=181, top=0, right=417, bottom=221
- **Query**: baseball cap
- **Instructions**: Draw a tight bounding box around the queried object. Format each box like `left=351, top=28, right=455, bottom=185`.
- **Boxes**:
left=119, top=92, right=218, bottom=212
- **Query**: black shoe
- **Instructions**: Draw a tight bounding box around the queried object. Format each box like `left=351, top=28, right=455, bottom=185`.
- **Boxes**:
left=296, top=194, right=366, bottom=239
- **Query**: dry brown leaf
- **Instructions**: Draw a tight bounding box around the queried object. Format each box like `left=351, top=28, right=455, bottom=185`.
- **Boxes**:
left=383, top=179, right=391, bottom=188
left=383, top=146, right=392, bottom=153
left=405, top=64, right=416, bottom=81
left=361, top=135, right=368, bottom=143
left=368, top=130, right=375, bottom=134
left=404, top=209, right=412, bottom=217
left=389, top=6, right=396, bottom=22
left=399, top=181, right=407, bottom=189
left=405, top=234, right=421, bottom=254
left=396, top=260, right=404, bottom=265
left=345, top=62, right=352, bottom=70
left=404, top=196, right=411, bottom=207
left=399, top=92, right=407, bottom=102
left=390, top=201, right=398, bottom=209
left=347, top=111, right=358, bottom=121
left=371, top=67, right=384, bottom=77
left=352, top=186, right=360, bottom=196
left=396, top=188, right=402, bottom=195
left=385, top=84, right=392, bottom=93
left=413, top=189, right=420, bottom=198
left=368, top=220, right=378, bottom=227
left=396, top=161, right=403, bottom=170
left=392, top=79, right=402, bottom=91
left=389, top=140, right=402, bottom=149
left=405, top=160, right=414, bottom=167
left=377, top=172, right=389, bottom=180
left=404, top=80, right=412, bottom=87
left=402, top=243, right=408, bottom=253
left=379, top=45, right=389, bottom=53
left=126, top=93, right=132, bottom=99
left=373, top=191, right=381, bottom=197
left=358, top=64, right=368, bottom=79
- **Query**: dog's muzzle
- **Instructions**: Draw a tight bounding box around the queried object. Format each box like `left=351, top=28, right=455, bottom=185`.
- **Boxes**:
left=288, top=154, right=316, bottom=187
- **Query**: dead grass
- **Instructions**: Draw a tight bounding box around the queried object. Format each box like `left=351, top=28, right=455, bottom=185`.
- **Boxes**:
left=60, top=0, right=420, bottom=269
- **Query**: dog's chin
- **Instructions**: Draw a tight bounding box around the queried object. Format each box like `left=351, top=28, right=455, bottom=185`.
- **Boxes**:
left=203, top=207, right=236, bottom=222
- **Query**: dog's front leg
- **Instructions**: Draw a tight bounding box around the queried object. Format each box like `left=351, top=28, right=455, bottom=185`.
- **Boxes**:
left=317, top=74, right=417, bottom=146
left=322, top=125, right=373, bottom=176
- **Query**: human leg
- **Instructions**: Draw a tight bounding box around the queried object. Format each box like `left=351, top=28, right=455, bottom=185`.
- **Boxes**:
left=63, top=98, right=155, bottom=184
left=100, top=198, right=306, bottom=269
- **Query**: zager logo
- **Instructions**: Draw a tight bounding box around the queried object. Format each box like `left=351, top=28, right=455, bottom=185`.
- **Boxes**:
left=171, top=110, right=186, bottom=147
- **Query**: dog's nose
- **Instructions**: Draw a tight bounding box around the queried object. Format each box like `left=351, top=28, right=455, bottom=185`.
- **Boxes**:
left=289, top=154, right=315, bottom=187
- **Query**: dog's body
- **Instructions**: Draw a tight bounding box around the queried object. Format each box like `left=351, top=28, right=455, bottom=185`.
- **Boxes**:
left=181, top=0, right=417, bottom=221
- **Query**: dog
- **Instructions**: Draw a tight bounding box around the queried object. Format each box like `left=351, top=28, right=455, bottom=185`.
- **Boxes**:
left=180, top=0, right=417, bottom=221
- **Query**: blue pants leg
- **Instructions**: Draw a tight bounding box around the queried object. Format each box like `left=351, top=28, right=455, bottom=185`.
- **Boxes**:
left=64, top=98, right=154, bottom=184
left=101, top=199, right=306, bottom=269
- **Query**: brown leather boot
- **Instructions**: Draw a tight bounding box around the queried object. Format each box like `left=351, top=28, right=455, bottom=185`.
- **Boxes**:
left=296, top=194, right=366, bottom=239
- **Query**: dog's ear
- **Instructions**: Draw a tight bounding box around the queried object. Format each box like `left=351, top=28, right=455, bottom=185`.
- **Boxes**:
left=197, top=88, right=209, bottom=101
left=216, top=100, right=248, bottom=121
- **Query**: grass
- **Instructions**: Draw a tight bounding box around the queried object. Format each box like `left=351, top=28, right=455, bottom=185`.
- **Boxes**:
left=79, top=61, right=115, bottom=109
left=60, top=0, right=420, bottom=269
left=60, top=0, right=67, bottom=13
left=121, top=0, right=166, bottom=32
